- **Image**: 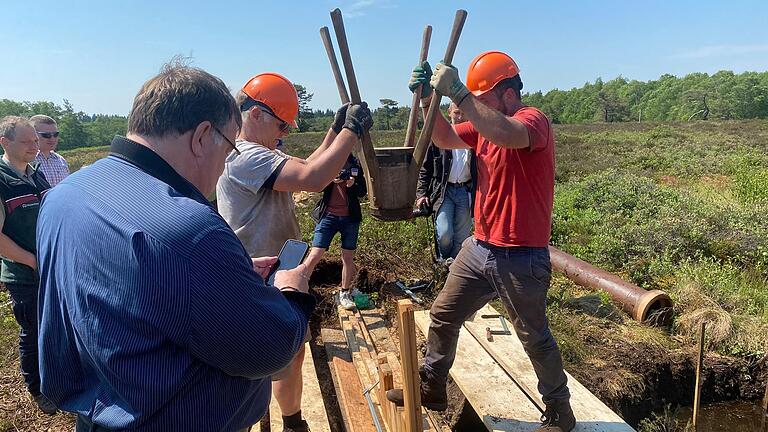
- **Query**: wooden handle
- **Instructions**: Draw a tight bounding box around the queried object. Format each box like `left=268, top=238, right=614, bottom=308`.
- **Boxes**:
left=328, top=8, right=380, bottom=208
left=320, top=26, right=350, bottom=104
left=330, top=8, right=362, bottom=103
left=403, top=25, right=432, bottom=148
left=411, top=9, right=467, bottom=172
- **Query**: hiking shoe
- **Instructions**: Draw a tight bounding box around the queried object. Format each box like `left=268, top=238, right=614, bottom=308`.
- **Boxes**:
left=283, top=419, right=310, bottom=432
left=385, top=379, right=447, bottom=411
left=534, top=399, right=576, bottom=432
left=33, top=393, right=58, bottom=415
left=339, top=290, right=355, bottom=310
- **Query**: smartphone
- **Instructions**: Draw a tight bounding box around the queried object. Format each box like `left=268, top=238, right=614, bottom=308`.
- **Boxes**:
left=267, top=239, right=309, bottom=285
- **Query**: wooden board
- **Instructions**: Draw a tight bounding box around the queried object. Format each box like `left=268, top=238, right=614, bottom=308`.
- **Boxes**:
left=322, top=328, right=379, bottom=432
left=414, top=311, right=542, bottom=431
left=397, top=300, right=422, bottom=432
left=463, top=305, right=636, bottom=432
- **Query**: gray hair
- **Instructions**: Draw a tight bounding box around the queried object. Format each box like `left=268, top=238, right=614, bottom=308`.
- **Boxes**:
left=127, top=59, right=241, bottom=138
left=0, top=116, right=34, bottom=140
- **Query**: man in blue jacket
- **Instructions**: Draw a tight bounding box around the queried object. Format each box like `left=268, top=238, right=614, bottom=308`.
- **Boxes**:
left=36, top=62, right=315, bottom=432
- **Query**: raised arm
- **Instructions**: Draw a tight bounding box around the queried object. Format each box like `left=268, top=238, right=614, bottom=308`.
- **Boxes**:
left=431, top=62, right=529, bottom=149
left=408, top=62, right=469, bottom=150
left=273, top=103, right=373, bottom=192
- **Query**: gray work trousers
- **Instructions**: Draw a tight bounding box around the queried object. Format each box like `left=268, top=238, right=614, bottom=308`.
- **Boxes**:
left=423, top=236, right=570, bottom=404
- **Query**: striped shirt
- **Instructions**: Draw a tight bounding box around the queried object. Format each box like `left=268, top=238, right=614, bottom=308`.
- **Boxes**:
left=34, top=151, right=69, bottom=186
left=37, top=136, right=315, bottom=431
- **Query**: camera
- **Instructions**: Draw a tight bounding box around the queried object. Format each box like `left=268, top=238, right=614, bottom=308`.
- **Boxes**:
left=337, top=169, right=352, bottom=181
left=412, top=200, right=432, bottom=218
left=337, top=167, right=358, bottom=181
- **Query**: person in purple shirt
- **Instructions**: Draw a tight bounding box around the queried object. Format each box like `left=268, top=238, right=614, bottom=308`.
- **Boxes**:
left=36, top=62, right=315, bottom=432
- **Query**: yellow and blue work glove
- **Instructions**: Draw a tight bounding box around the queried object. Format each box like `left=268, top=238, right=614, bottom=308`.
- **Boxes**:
left=408, top=61, right=433, bottom=98
left=431, top=62, right=471, bottom=106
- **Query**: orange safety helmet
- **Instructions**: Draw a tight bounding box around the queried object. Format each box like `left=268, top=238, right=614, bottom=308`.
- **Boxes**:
left=241, top=72, right=299, bottom=128
left=465, top=51, right=520, bottom=96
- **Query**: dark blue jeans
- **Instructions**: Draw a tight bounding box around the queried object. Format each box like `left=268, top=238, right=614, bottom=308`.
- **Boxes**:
left=6, top=282, right=41, bottom=396
left=424, top=237, right=570, bottom=404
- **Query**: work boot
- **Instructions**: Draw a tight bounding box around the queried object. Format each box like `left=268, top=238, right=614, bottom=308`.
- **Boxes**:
left=534, top=399, right=576, bottom=432
left=385, top=375, right=447, bottom=411
left=32, top=393, right=58, bottom=415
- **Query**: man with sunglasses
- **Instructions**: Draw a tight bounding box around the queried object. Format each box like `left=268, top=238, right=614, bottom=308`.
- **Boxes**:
left=31, top=115, right=69, bottom=186
left=217, top=72, right=372, bottom=432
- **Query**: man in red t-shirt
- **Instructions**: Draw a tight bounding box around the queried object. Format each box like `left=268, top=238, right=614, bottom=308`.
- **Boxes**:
left=387, top=51, right=575, bottom=432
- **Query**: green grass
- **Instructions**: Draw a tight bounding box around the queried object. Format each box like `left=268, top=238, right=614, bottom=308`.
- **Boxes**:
left=52, top=119, right=768, bottom=357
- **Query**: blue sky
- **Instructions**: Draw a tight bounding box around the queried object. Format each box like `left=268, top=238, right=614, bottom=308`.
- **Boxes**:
left=2, top=0, right=766, bottom=115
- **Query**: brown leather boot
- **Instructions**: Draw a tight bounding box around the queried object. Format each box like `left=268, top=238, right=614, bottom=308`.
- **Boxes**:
left=385, top=376, right=447, bottom=411
left=534, top=399, right=576, bottom=432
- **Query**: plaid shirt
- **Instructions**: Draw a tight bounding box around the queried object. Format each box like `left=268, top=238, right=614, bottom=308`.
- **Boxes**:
left=35, top=151, right=70, bottom=187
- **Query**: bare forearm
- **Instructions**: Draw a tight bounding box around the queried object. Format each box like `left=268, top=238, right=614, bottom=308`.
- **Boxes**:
left=304, top=130, right=357, bottom=189
left=421, top=96, right=469, bottom=150
left=306, top=129, right=338, bottom=163
left=458, top=96, right=529, bottom=149
left=274, top=129, right=358, bottom=192
left=0, top=233, right=36, bottom=268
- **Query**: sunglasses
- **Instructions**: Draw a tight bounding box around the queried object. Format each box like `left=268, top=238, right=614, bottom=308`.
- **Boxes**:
left=37, top=131, right=60, bottom=139
left=240, top=99, right=290, bottom=133
left=213, top=126, right=241, bottom=155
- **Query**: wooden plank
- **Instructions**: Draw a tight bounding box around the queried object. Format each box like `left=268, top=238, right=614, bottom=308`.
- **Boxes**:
left=258, top=341, right=331, bottom=432
left=321, top=328, right=378, bottom=432
left=463, top=305, right=636, bottom=432
left=414, top=311, right=542, bottom=432
left=340, top=304, right=388, bottom=430
left=358, top=307, right=435, bottom=432
left=396, top=300, right=422, bottom=432
left=359, top=308, right=401, bottom=354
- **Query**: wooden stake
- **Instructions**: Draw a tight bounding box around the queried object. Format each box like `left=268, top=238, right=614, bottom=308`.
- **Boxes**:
left=329, top=8, right=381, bottom=205
left=403, top=25, right=432, bottom=148
left=762, top=372, right=768, bottom=431
left=397, top=300, right=421, bottom=432
left=693, top=321, right=706, bottom=431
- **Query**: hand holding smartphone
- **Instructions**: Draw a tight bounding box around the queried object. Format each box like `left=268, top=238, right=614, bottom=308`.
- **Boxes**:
left=267, top=239, right=309, bottom=286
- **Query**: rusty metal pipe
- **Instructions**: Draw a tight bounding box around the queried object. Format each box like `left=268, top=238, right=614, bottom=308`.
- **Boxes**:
left=548, top=246, right=673, bottom=324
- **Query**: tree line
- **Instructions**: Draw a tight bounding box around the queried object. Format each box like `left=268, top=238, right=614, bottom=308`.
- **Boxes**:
left=3, top=70, right=766, bottom=150
left=523, top=70, right=768, bottom=123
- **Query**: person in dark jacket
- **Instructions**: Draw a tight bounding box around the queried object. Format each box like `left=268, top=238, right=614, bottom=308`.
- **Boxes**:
left=415, top=103, right=476, bottom=262
left=304, top=154, right=367, bottom=310
left=0, top=116, right=56, bottom=415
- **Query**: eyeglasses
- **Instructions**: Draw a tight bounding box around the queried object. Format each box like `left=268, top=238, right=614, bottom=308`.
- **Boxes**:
left=262, top=109, right=290, bottom=134
left=37, top=131, right=60, bottom=139
left=213, top=126, right=241, bottom=155
left=240, top=99, right=290, bottom=133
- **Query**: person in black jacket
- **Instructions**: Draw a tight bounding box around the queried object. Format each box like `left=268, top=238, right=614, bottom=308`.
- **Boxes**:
left=415, top=103, right=476, bottom=262
left=0, top=116, right=56, bottom=415
left=304, top=154, right=367, bottom=309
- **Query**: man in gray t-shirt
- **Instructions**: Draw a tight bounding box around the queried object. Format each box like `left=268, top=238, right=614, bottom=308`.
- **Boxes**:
left=217, top=143, right=300, bottom=257
left=216, top=72, right=372, bottom=432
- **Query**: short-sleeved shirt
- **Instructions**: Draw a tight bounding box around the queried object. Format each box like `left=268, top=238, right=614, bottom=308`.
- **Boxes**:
left=216, top=140, right=301, bottom=257
left=455, top=107, right=555, bottom=247
left=34, top=151, right=69, bottom=186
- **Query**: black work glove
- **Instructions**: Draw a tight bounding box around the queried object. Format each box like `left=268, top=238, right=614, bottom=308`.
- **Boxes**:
left=343, top=102, right=373, bottom=138
left=331, top=103, right=350, bottom=134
